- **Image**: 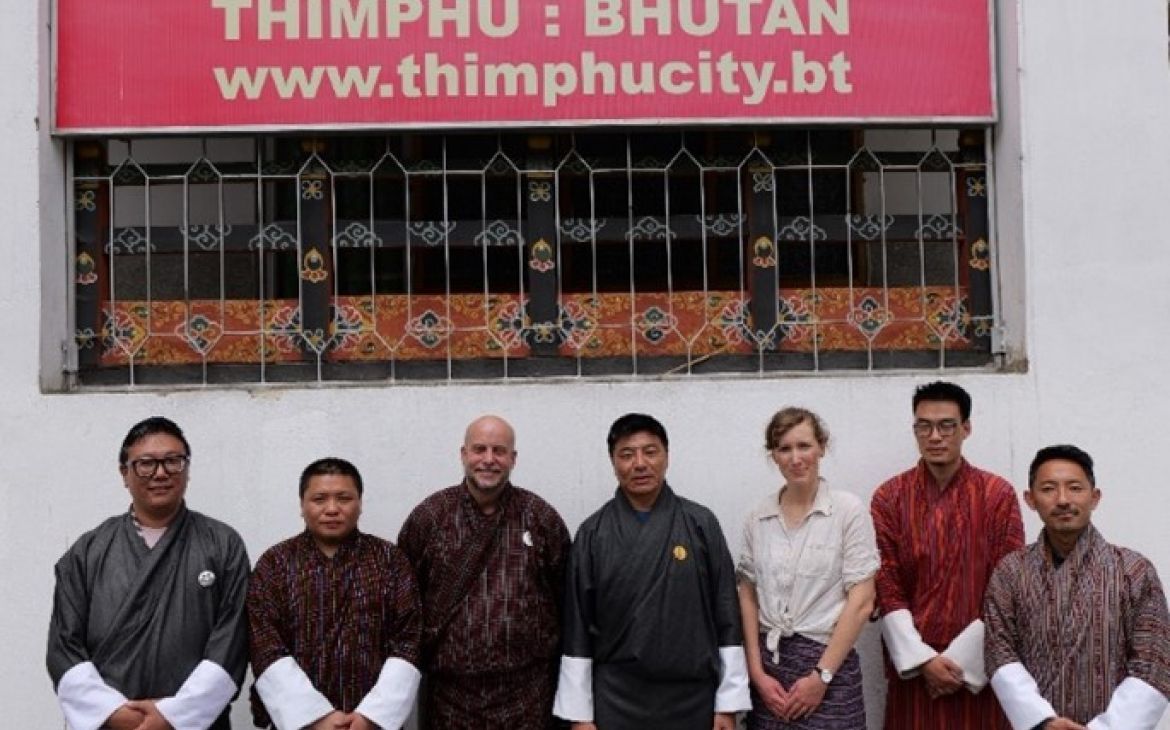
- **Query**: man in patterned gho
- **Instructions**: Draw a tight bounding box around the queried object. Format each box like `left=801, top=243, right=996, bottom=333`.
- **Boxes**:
left=47, top=416, right=250, bottom=730
left=985, top=444, right=1170, bottom=730
left=870, top=381, right=1024, bottom=729
left=553, top=413, right=751, bottom=730
left=397, top=415, right=571, bottom=729
left=247, top=457, right=421, bottom=730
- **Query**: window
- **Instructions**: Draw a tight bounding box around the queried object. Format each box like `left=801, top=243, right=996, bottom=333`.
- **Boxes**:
left=70, top=128, right=997, bottom=385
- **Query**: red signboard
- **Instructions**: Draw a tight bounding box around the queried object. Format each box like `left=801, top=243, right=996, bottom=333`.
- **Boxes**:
left=54, top=0, right=995, bottom=133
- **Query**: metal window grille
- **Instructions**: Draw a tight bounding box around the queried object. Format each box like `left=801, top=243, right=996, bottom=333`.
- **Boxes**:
left=69, top=128, right=997, bottom=386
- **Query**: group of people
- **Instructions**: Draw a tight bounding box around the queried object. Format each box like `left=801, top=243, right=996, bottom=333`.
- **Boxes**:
left=46, top=381, right=1170, bottom=730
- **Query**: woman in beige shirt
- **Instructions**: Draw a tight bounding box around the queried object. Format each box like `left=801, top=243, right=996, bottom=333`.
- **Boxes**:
left=737, top=407, right=879, bottom=729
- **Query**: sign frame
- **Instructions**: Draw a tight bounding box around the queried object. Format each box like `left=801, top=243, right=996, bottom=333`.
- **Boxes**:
left=52, top=0, right=999, bottom=135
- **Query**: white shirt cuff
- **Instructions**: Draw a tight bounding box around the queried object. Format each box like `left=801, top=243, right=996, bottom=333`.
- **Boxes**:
left=254, top=656, right=335, bottom=730
left=715, top=645, right=752, bottom=713
left=154, top=660, right=238, bottom=730
left=880, top=608, right=938, bottom=677
left=56, top=661, right=129, bottom=730
left=353, top=657, right=421, bottom=730
left=1087, top=676, right=1169, bottom=730
left=553, top=656, right=593, bottom=722
left=940, top=619, right=988, bottom=692
left=990, top=662, right=1057, bottom=730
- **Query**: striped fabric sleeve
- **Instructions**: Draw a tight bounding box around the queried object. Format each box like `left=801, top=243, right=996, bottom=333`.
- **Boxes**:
left=870, top=482, right=911, bottom=615
left=983, top=552, right=1024, bottom=678
left=1126, top=559, right=1170, bottom=698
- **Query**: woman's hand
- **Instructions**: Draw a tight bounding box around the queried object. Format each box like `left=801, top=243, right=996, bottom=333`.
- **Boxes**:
left=750, top=670, right=790, bottom=717
left=781, top=671, right=827, bottom=721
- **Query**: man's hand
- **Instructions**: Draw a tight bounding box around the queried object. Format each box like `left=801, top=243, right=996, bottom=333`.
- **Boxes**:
left=122, top=700, right=173, bottom=730
left=781, top=673, right=828, bottom=721
left=712, top=711, right=736, bottom=730
left=570, top=724, right=598, bottom=730
left=346, top=713, right=377, bottom=730
left=921, top=655, right=964, bottom=698
left=309, top=711, right=352, bottom=729
left=105, top=705, right=146, bottom=730
left=749, top=671, right=790, bottom=717
left=1044, top=719, right=1086, bottom=730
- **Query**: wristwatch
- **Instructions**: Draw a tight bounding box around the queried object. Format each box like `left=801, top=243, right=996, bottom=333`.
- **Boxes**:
left=815, top=666, right=834, bottom=684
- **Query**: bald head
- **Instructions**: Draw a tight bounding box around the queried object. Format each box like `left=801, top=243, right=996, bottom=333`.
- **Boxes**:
left=460, top=416, right=517, bottom=509
left=463, top=415, right=515, bottom=450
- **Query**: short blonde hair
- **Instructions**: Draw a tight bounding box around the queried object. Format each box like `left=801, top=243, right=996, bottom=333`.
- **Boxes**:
left=764, top=407, right=830, bottom=452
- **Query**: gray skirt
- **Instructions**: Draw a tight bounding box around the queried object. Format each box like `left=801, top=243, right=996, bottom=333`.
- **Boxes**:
left=747, top=632, right=866, bottom=730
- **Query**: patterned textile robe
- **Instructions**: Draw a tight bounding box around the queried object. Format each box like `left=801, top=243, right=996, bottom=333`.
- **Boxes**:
left=247, top=530, right=421, bottom=728
left=984, top=525, right=1170, bottom=727
left=870, top=460, right=1024, bottom=730
left=397, top=483, right=570, bottom=730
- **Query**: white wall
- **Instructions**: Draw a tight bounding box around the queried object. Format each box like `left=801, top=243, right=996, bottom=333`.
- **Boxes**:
left=5, top=0, right=1170, bottom=728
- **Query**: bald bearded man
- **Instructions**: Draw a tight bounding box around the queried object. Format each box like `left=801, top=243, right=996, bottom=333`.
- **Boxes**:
left=398, top=416, right=571, bottom=729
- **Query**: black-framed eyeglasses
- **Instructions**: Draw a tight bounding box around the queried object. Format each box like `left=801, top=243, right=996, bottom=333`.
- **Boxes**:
left=127, top=455, right=189, bottom=478
left=912, top=419, right=960, bottom=437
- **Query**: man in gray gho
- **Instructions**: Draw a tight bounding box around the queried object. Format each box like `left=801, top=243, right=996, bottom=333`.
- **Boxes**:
left=554, top=413, right=750, bottom=730
left=47, top=417, right=250, bottom=730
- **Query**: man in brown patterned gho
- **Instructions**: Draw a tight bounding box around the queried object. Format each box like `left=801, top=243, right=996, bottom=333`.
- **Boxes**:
left=248, top=457, right=422, bottom=730
left=398, top=415, right=571, bottom=729
left=984, top=444, right=1170, bottom=730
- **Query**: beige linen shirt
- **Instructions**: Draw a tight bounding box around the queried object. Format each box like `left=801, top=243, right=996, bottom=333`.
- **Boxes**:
left=737, top=480, right=879, bottom=655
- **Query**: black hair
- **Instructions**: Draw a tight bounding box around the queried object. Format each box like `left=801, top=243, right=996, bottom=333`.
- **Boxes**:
left=1029, top=444, right=1095, bottom=488
left=299, top=457, right=364, bottom=498
left=119, top=416, right=191, bottom=465
left=912, top=381, right=972, bottom=422
left=606, top=413, right=669, bottom=455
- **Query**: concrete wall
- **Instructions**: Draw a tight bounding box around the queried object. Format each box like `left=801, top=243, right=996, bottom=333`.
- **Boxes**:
left=4, top=0, right=1169, bottom=727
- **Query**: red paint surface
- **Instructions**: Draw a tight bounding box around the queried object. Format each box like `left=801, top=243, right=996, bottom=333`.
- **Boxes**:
left=55, top=0, right=993, bottom=131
